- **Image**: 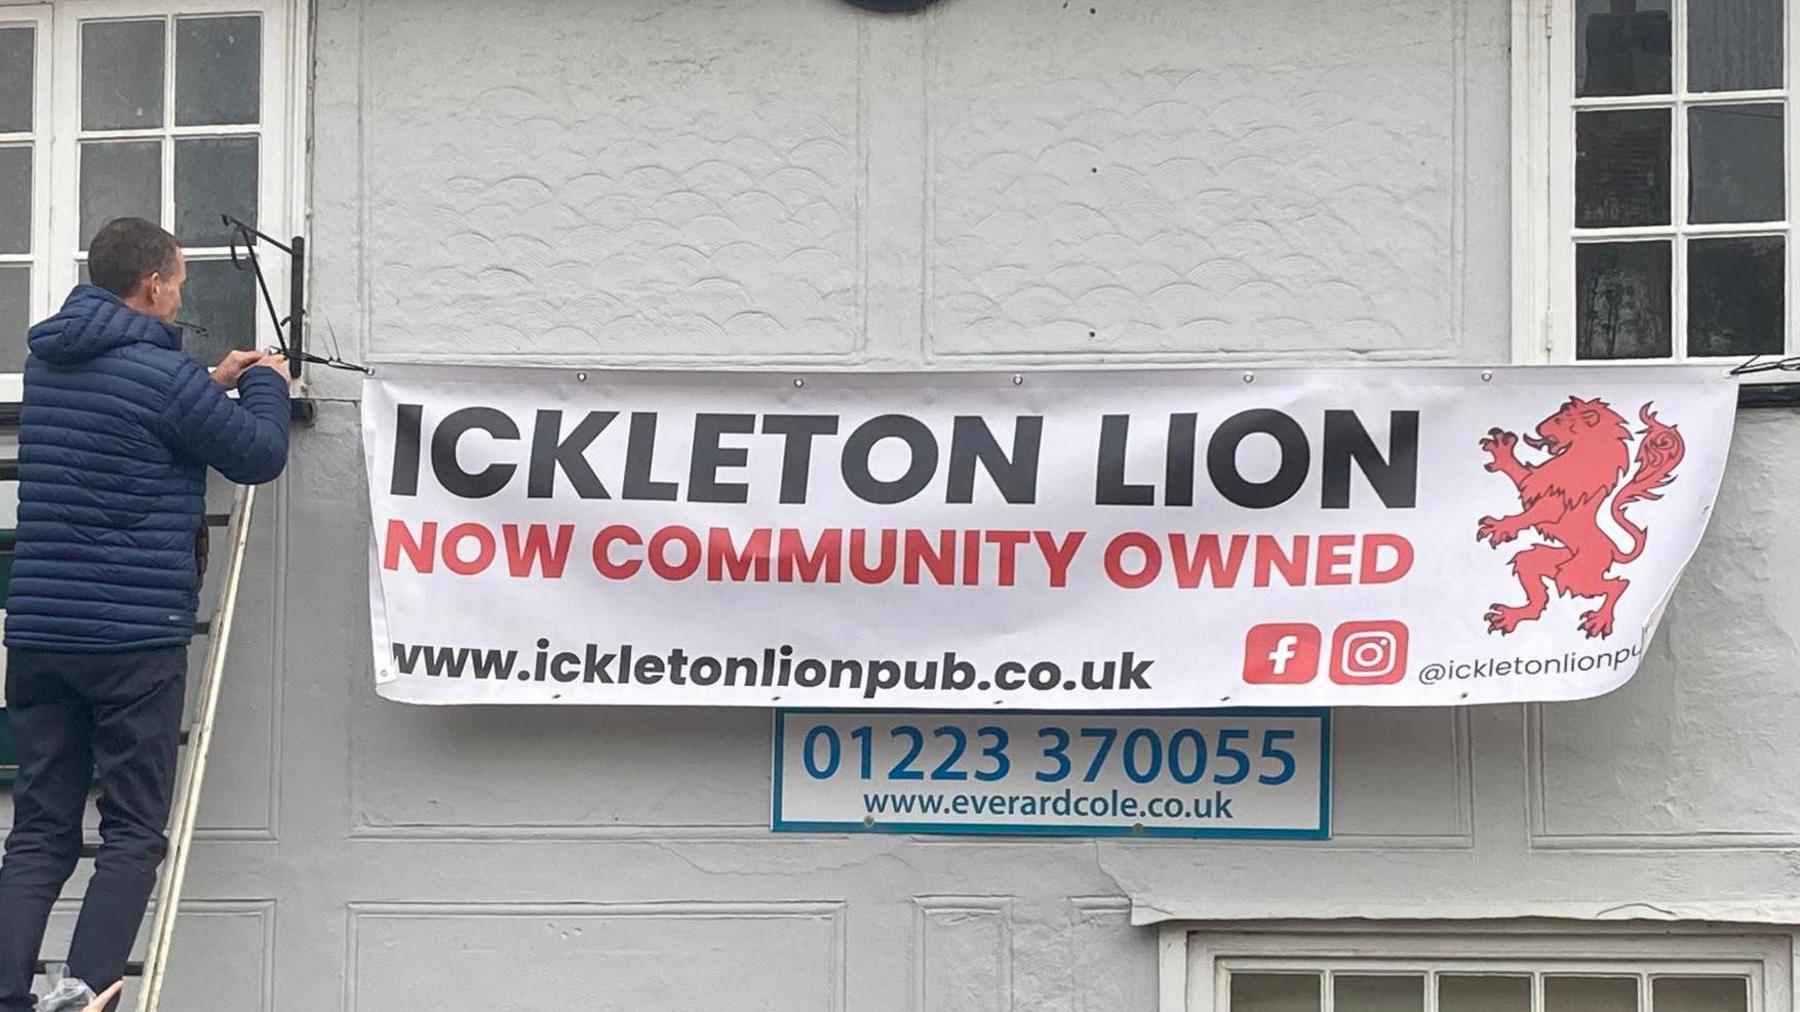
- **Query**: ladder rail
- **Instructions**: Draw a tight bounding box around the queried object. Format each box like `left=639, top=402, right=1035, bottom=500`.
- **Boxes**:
left=135, top=484, right=257, bottom=1012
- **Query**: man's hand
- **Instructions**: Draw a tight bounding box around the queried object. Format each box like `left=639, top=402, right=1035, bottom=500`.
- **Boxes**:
left=210, top=349, right=267, bottom=390
left=83, top=981, right=123, bottom=1011
left=253, top=354, right=294, bottom=386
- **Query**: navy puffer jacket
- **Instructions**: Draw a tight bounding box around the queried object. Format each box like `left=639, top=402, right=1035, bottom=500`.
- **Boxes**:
left=4, top=285, right=290, bottom=653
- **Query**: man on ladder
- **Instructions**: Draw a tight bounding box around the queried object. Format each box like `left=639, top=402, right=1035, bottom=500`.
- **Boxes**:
left=0, top=218, right=292, bottom=1012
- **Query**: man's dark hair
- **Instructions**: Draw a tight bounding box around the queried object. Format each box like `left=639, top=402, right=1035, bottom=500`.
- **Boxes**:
left=88, top=217, right=178, bottom=299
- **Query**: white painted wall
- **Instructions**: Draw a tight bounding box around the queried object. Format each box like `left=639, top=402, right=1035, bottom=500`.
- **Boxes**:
left=17, top=0, right=1800, bottom=1007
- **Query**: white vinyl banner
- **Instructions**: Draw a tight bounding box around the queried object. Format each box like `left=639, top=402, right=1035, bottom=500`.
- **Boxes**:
left=362, top=364, right=1738, bottom=709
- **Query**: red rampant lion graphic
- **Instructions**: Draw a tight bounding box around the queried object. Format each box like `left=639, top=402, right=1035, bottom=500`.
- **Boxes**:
left=1476, top=397, right=1685, bottom=639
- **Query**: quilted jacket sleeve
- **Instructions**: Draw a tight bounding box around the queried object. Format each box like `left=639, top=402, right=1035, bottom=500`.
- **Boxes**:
left=159, top=359, right=291, bottom=485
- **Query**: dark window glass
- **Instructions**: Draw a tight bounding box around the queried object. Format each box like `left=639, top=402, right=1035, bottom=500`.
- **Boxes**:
left=81, top=20, right=165, bottom=130
left=175, top=137, right=258, bottom=247
left=1689, top=103, right=1784, bottom=224
left=1689, top=0, right=1782, bottom=92
left=1577, top=109, right=1672, bottom=227
left=1438, top=976, right=1531, bottom=1012
left=1689, top=236, right=1784, bottom=357
left=1335, top=976, right=1424, bottom=1012
left=79, top=141, right=161, bottom=248
left=1544, top=977, right=1636, bottom=1012
left=175, top=16, right=261, bottom=127
left=179, top=259, right=256, bottom=365
left=1578, top=241, right=1673, bottom=359
left=1230, top=973, right=1320, bottom=1012
left=1653, top=977, right=1750, bottom=1012
left=0, top=266, right=28, bottom=371
left=1579, top=0, right=1672, bottom=97
left=0, top=146, right=29, bottom=255
left=0, top=27, right=34, bottom=133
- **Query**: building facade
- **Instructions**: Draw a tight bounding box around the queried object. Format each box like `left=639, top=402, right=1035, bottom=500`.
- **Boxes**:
left=3, top=0, right=1800, bottom=1008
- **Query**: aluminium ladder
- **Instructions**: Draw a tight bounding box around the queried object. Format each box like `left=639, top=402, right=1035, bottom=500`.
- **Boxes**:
left=29, top=484, right=258, bottom=1012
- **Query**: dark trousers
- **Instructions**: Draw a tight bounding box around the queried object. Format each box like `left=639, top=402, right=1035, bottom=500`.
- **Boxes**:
left=0, top=648, right=186, bottom=1010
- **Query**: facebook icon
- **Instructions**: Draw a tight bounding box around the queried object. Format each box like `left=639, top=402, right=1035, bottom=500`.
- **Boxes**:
left=1243, top=623, right=1322, bottom=684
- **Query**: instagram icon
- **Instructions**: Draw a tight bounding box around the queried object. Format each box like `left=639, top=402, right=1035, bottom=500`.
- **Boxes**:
left=1330, top=621, right=1409, bottom=684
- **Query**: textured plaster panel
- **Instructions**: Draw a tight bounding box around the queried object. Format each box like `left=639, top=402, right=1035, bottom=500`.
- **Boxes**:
left=36, top=904, right=272, bottom=1012
left=361, top=0, right=862, bottom=359
left=915, top=898, right=1011, bottom=1012
left=348, top=903, right=841, bottom=1011
left=1068, top=901, right=1158, bottom=1012
left=928, top=0, right=1462, bottom=358
left=1330, top=708, right=1470, bottom=841
left=1534, top=413, right=1800, bottom=843
left=191, top=474, right=279, bottom=838
left=351, top=703, right=772, bottom=834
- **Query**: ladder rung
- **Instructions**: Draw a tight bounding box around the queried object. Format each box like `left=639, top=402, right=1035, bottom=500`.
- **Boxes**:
left=32, top=960, right=144, bottom=977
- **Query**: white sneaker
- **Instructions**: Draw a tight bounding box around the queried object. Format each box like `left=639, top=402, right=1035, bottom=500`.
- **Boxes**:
left=35, top=967, right=98, bottom=1012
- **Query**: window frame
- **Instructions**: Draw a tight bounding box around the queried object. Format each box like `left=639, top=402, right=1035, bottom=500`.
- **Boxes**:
left=0, top=4, right=53, bottom=403
left=1515, top=0, right=1800, bottom=376
left=1164, top=924, right=1796, bottom=1012
left=0, top=0, right=306, bottom=397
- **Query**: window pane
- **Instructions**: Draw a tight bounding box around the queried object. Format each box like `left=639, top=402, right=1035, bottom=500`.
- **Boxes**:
left=1578, top=109, right=1672, bottom=228
left=1653, top=976, right=1749, bottom=1012
left=1440, top=975, right=1532, bottom=1012
left=175, top=16, right=260, bottom=127
left=175, top=137, right=258, bottom=247
left=1578, top=240, right=1673, bottom=358
left=1579, top=0, right=1673, bottom=97
left=1689, top=104, right=1784, bottom=224
left=0, top=146, right=28, bottom=255
left=1231, top=972, right=1321, bottom=1012
left=179, top=259, right=256, bottom=365
left=0, top=26, right=34, bottom=133
left=1335, top=974, right=1423, bottom=1012
left=80, top=141, right=161, bottom=249
left=1545, top=976, right=1637, bottom=1012
left=1690, top=0, right=1783, bottom=91
left=81, top=19, right=165, bottom=130
left=0, top=267, right=27, bottom=372
left=1690, top=236, right=1784, bottom=357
